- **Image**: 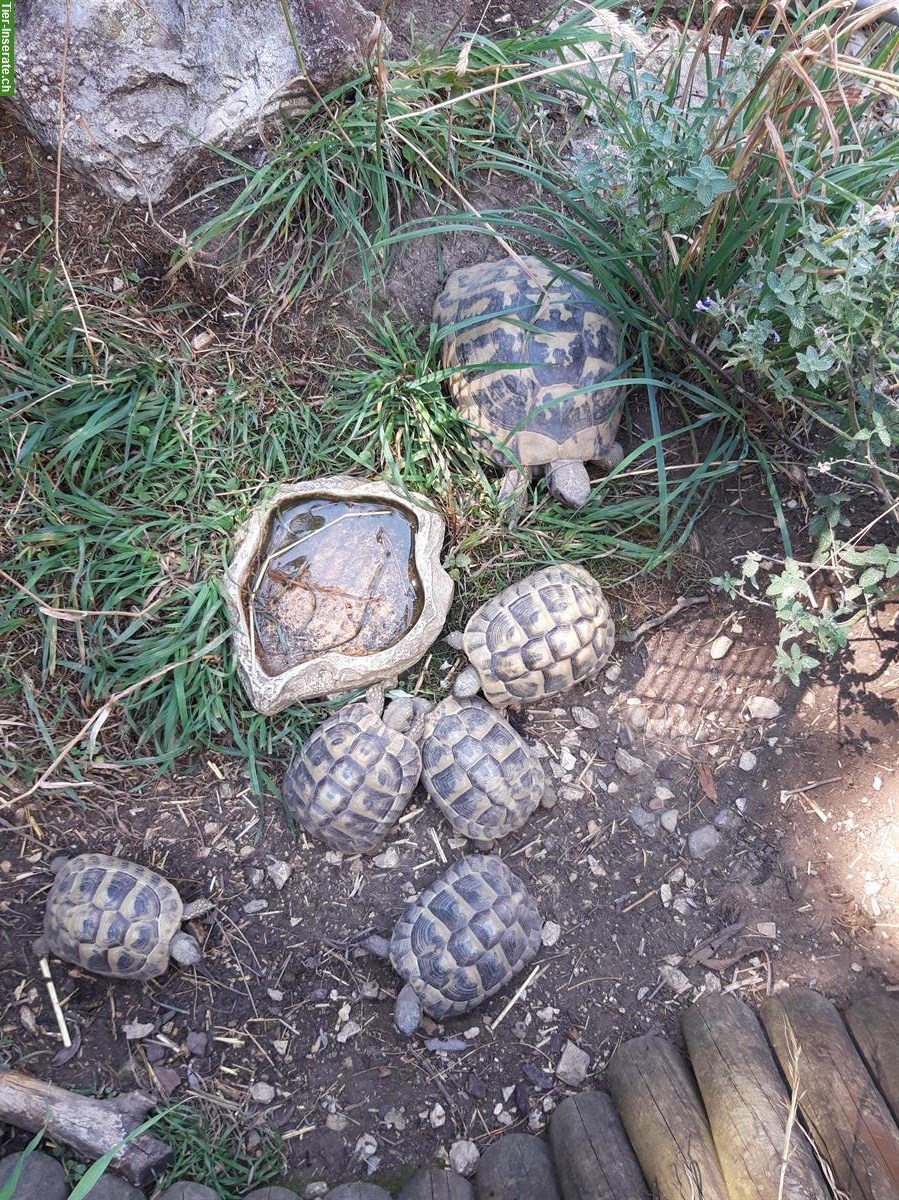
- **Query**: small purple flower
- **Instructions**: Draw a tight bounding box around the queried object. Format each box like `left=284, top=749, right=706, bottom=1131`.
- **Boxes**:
left=694, top=297, right=716, bottom=314
left=769, top=329, right=781, bottom=344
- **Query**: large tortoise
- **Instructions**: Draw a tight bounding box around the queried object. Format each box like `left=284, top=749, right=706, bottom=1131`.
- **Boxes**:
left=448, top=563, right=614, bottom=708
left=365, top=855, right=542, bottom=1033
left=284, top=687, right=432, bottom=855
left=433, top=255, right=624, bottom=515
left=35, top=854, right=210, bottom=980
left=420, top=697, right=554, bottom=847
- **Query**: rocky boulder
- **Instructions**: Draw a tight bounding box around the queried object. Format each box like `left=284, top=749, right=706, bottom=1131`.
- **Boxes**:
left=4, top=0, right=385, bottom=203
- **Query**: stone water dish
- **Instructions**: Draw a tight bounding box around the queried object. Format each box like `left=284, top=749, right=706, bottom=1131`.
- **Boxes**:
left=223, top=477, right=454, bottom=714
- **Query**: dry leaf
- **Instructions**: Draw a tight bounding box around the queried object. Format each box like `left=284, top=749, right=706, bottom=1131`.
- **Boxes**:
left=698, top=761, right=718, bottom=801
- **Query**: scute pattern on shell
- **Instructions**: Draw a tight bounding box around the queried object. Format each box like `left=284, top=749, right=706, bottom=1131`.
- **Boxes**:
left=389, top=856, right=541, bottom=1019
left=433, top=255, right=623, bottom=468
left=421, top=698, right=545, bottom=840
left=43, top=854, right=184, bottom=980
left=463, top=564, right=614, bottom=707
left=284, top=701, right=422, bottom=854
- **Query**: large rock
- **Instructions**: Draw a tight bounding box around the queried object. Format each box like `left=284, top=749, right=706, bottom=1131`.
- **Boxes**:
left=80, top=1176, right=146, bottom=1200
left=5, top=0, right=385, bottom=203
left=0, top=1152, right=67, bottom=1200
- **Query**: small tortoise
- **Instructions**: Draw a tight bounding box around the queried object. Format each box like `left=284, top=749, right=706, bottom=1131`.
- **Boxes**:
left=433, top=255, right=624, bottom=516
left=365, top=855, right=542, bottom=1034
left=284, top=687, right=432, bottom=855
left=447, top=563, right=614, bottom=708
left=35, top=854, right=210, bottom=980
left=420, top=697, right=555, bottom=847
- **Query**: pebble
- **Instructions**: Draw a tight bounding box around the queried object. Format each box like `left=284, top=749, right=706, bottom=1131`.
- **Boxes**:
left=186, top=1030, right=209, bottom=1057
left=605, top=663, right=621, bottom=682
left=673, top=896, right=694, bottom=916
left=304, top=1187, right=329, bottom=1200
left=336, top=1020, right=361, bottom=1043
left=710, top=635, right=734, bottom=660
left=571, top=706, right=601, bottom=729
left=250, top=1080, right=275, bottom=1103
left=81, top=1175, right=146, bottom=1199
left=735, top=796, right=748, bottom=813
left=266, top=860, right=293, bottom=890
left=660, top=809, right=679, bottom=833
left=688, top=825, right=721, bottom=860
left=615, top=748, right=645, bottom=775
left=430, top=1103, right=446, bottom=1128
left=747, top=696, right=781, bottom=720
left=627, top=705, right=647, bottom=731
left=0, top=1153, right=66, bottom=1200
left=714, top=808, right=744, bottom=833
left=243, top=898, right=268, bottom=914
left=326, top=1112, right=348, bottom=1133
left=629, top=806, right=659, bottom=837
left=738, top=750, right=757, bottom=772
left=372, top=847, right=400, bottom=869
left=660, top=883, right=673, bottom=907
left=122, top=1020, right=155, bottom=1040
left=560, top=747, right=577, bottom=772
left=654, top=785, right=675, bottom=802
left=541, top=920, right=562, bottom=948
left=354, top=1133, right=378, bottom=1159
left=659, top=963, right=691, bottom=995
left=555, top=1039, right=590, bottom=1086
left=449, top=1140, right=481, bottom=1177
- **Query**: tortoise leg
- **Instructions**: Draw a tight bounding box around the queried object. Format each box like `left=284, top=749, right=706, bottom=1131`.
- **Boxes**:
left=593, top=441, right=624, bottom=472
left=498, top=466, right=531, bottom=524
left=394, top=983, right=423, bottom=1035
left=541, top=780, right=558, bottom=809
left=545, top=459, right=591, bottom=508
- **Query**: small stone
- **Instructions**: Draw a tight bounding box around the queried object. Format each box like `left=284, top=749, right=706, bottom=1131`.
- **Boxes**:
left=266, top=860, right=293, bottom=890
left=449, top=1140, right=480, bottom=1177
left=304, top=1187, right=329, bottom=1200
left=616, top=748, right=645, bottom=775
left=738, top=751, right=757, bottom=772
left=372, top=847, right=400, bottom=869
left=672, top=897, right=694, bottom=916
left=555, top=1039, right=590, bottom=1086
left=111, top=275, right=126, bottom=292
left=654, top=785, right=675, bottom=802
left=541, top=920, right=561, bottom=948
left=710, top=635, right=734, bottom=660
left=660, top=809, right=679, bottom=833
left=122, top=1020, right=155, bottom=1040
left=597, top=739, right=617, bottom=760
left=325, top=1112, right=348, bottom=1132
left=145, top=1043, right=168, bottom=1063
left=384, top=1106, right=407, bottom=1131
left=688, top=825, right=721, bottom=860
left=660, top=883, right=673, bottom=907
left=747, top=696, right=781, bottom=720
left=756, top=922, right=777, bottom=938
left=648, top=795, right=665, bottom=812
left=714, top=808, right=743, bottom=833
left=735, top=796, right=748, bottom=814
left=152, top=1066, right=183, bottom=1097
left=464, top=1026, right=480, bottom=1040
left=179, top=1032, right=207, bottom=1061
left=243, top=898, right=268, bottom=913
left=354, top=1133, right=378, bottom=1159
left=250, top=1081, right=275, bottom=1103
left=0, top=1152, right=67, bottom=1200
left=873, top=775, right=883, bottom=792
left=560, top=747, right=577, bottom=772
left=430, top=1102, right=446, bottom=1128
left=571, top=705, right=601, bottom=729
left=660, top=963, right=691, bottom=995
left=337, top=1020, right=361, bottom=1043
left=629, top=806, right=659, bottom=836
left=605, top=663, right=621, bottom=682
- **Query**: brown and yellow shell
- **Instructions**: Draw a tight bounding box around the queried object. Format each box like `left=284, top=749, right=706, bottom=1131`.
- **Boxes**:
left=284, top=701, right=422, bottom=854
left=42, top=854, right=184, bottom=980
left=433, top=255, right=623, bottom=469
left=389, top=855, right=542, bottom=1019
left=421, top=697, right=545, bottom=841
left=463, top=563, right=614, bottom=707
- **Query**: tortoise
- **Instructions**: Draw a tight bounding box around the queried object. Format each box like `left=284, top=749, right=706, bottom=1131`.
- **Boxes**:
left=284, top=686, right=432, bottom=855
left=433, top=255, right=624, bottom=516
left=34, top=853, right=211, bottom=980
left=365, top=855, right=542, bottom=1034
left=447, top=563, right=614, bottom=708
left=420, top=697, right=555, bottom=848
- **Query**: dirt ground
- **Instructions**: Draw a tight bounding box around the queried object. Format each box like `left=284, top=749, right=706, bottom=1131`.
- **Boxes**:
left=2, top=3, right=899, bottom=1196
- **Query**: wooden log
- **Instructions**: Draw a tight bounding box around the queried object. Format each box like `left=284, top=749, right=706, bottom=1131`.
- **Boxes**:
left=476, top=1133, right=561, bottom=1200
left=845, top=994, right=899, bottom=1124
left=398, top=1168, right=475, bottom=1199
left=762, top=987, right=899, bottom=1200
left=681, top=993, right=828, bottom=1200
left=0, top=1069, right=171, bottom=1187
left=549, top=1091, right=649, bottom=1200
left=605, top=1033, right=729, bottom=1200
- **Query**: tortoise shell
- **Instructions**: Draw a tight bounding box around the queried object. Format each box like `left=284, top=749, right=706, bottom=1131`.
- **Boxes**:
left=389, top=855, right=541, bottom=1020
left=433, top=255, right=623, bottom=469
left=462, top=563, right=614, bottom=707
left=421, top=697, right=545, bottom=841
left=42, top=854, right=185, bottom=980
left=284, top=701, right=422, bottom=855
